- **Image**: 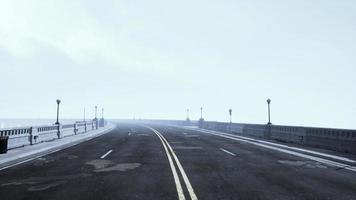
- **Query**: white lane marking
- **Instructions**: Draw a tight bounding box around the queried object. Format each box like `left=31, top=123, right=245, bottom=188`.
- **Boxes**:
left=153, top=128, right=198, bottom=200
left=220, top=148, right=236, bottom=156
left=198, top=130, right=356, bottom=172
left=147, top=127, right=186, bottom=200
left=205, top=130, right=356, bottom=164
left=0, top=126, right=115, bottom=171
left=100, top=150, right=113, bottom=159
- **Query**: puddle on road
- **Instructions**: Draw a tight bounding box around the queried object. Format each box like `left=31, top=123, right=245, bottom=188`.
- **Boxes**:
left=86, top=159, right=114, bottom=170
left=95, top=163, right=141, bottom=172
left=278, top=160, right=327, bottom=169
left=2, top=159, right=140, bottom=192
left=85, top=159, right=141, bottom=172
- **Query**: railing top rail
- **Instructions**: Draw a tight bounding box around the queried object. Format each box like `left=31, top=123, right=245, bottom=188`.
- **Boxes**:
left=0, top=126, right=32, bottom=131
left=202, top=121, right=356, bottom=132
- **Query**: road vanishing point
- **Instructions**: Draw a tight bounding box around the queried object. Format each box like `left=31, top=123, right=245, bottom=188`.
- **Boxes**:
left=1, top=123, right=356, bottom=200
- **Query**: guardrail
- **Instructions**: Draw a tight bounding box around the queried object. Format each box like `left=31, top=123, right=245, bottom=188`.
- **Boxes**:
left=133, top=119, right=356, bottom=154
left=0, top=119, right=107, bottom=152
left=199, top=121, right=356, bottom=154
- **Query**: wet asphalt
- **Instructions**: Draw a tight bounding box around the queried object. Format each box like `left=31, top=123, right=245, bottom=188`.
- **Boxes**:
left=0, top=123, right=356, bottom=200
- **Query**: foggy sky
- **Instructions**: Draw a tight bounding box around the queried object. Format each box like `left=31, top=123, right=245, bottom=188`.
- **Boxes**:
left=1, top=0, right=356, bottom=129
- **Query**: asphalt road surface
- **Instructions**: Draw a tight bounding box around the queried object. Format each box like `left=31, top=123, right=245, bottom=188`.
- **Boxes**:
left=1, top=123, right=356, bottom=200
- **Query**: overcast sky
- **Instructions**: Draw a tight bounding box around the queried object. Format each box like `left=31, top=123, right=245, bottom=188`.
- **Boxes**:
left=1, top=0, right=355, bottom=129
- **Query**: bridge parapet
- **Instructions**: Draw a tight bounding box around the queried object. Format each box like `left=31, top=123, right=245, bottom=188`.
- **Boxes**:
left=135, top=119, right=356, bottom=154
left=200, top=121, right=356, bottom=154
left=0, top=128, right=32, bottom=149
left=0, top=119, right=107, bottom=152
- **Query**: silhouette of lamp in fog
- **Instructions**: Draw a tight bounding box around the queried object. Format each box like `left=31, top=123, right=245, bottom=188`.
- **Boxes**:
left=267, top=99, right=272, bottom=125
left=229, top=108, right=232, bottom=123
left=186, top=109, right=190, bottom=121
left=55, top=99, right=61, bottom=125
left=102, top=108, right=104, bottom=119
left=95, top=106, right=98, bottom=120
left=200, top=107, right=203, bottom=120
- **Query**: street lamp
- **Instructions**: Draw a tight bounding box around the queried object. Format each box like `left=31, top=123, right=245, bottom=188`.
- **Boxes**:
left=229, top=108, right=232, bottom=123
left=95, top=106, right=98, bottom=120
left=101, top=108, right=104, bottom=119
left=267, top=98, right=272, bottom=125
left=200, top=107, right=203, bottom=120
left=186, top=108, right=190, bottom=121
left=83, top=107, right=86, bottom=122
left=55, top=99, right=61, bottom=125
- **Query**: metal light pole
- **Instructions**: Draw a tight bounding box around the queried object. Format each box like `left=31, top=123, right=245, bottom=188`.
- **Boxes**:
left=83, top=107, right=86, bottom=122
left=229, top=108, right=232, bottom=123
left=186, top=109, right=190, bottom=121
left=267, top=99, right=272, bottom=125
left=95, top=106, right=98, bottom=120
left=102, top=108, right=104, bottom=119
left=55, top=99, right=61, bottom=125
left=200, top=107, right=203, bottom=120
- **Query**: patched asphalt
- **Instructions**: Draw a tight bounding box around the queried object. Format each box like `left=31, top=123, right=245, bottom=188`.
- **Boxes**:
left=0, top=123, right=356, bottom=200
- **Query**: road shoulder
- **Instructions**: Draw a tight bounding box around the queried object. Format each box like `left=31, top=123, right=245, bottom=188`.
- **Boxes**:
left=0, top=124, right=115, bottom=170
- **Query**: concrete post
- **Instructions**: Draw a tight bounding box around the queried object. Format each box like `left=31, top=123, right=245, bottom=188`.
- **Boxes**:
left=264, top=124, right=272, bottom=140
left=30, top=127, right=39, bottom=145
left=95, top=119, right=99, bottom=129
left=57, top=124, right=62, bottom=139
left=74, top=123, right=78, bottom=135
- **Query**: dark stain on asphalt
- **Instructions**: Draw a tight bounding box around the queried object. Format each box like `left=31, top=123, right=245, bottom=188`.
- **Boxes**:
left=278, top=160, right=327, bottom=169
left=1, top=173, right=92, bottom=192
left=28, top=180, right=67, bottom=191
left=85, top=159, right=141, bottom=172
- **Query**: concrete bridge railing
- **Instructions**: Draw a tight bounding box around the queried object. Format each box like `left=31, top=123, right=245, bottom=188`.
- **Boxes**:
left=0, top=119, right=107, bottom=151
left=199, top=121, right=356, bottom=154
left=132, top=119, right=356, bottom=154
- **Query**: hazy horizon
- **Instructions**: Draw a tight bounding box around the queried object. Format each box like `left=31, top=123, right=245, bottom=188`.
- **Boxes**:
left=1, top=1, right=356, bottom=129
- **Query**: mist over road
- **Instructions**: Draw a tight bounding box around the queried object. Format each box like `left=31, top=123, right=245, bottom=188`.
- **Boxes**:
left=1, top=123, right=356, bottom=200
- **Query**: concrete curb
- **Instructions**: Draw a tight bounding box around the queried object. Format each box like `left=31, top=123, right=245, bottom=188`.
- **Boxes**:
left=0, top=124, right=115, bottom=171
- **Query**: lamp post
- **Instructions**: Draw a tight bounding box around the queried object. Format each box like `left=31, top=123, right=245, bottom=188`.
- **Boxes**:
left=200, top=107, right=203, bottom=120
left=55, top=99, right=61, bottom=125
left=102, top=108, right=104, bottom=119
left=229, top=108, right=232, bottom=123
left=267, top=99, right=272, bottom=125
left=95, top=106, right=98, bottom=120
left=83, top=107, right=86, bottom=122
left=186, top=109, right=190, bottom=121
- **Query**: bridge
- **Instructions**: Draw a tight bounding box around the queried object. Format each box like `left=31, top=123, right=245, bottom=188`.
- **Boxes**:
left=0, top=119, right=356, bottom=200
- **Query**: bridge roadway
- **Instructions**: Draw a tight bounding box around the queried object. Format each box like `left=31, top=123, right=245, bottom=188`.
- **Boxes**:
left=1, top=123, right=356, bottom=200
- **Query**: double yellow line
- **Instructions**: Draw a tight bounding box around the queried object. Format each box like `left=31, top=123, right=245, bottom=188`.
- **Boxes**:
left=147, top=126, right=198, bottom=200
